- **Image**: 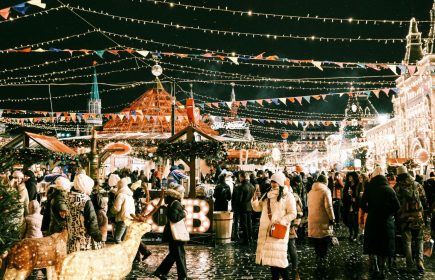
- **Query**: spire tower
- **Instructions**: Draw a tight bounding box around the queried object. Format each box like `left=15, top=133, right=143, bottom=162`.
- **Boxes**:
left=86, top=65, right=102, bottom=130
left=404, top=18, right=424, bottom=64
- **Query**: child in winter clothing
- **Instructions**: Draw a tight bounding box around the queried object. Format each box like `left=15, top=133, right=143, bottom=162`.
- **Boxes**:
left=97, top=197, right=109, bottom=244
left=25, top=200, right=43, bottom=238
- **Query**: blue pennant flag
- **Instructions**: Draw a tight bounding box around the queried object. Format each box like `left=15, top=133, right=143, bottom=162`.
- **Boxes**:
left=198, top=103, right=205, bottom=110
left=49, top=48, right=62, bottom=52
left=271, top=98, right=279, bottom=105
left=397, top=65, right=407, bottom=75
left=12, top=3, right=29, bottom=15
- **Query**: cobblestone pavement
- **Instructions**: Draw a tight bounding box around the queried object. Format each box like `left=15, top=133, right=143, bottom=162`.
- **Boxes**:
left=127, top=227, right=435, bottom=280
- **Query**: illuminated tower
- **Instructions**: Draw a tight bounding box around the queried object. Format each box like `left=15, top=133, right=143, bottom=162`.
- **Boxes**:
left=425, top=1, right=435, bottom=54
left=404, top=18, right=424, bottom=64
left=86, top=66, right=102, bottom=131
left=230, top=83, right=240, bottom=119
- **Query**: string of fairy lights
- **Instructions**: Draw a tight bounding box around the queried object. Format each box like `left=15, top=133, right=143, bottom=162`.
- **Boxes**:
left=99, top=30, right=405, bottom=65
left=69, top=6, right=410, bottom=43
left=137, top=0, right=429, bottom=26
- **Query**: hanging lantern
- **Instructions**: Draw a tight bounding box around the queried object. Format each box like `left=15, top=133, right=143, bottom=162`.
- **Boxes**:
left=281, top=131, right=289, bottom=140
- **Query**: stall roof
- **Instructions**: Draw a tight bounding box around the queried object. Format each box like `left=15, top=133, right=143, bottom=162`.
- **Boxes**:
left=62, top=131, right=248, bottom=142
left=4, top=132, right=76, bottom=154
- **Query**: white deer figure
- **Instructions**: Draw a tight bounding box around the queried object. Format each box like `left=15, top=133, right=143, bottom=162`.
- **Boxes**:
left=55, top=190, right=164, bottom=280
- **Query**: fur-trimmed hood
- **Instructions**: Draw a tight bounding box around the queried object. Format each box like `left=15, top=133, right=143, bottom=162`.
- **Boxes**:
left=166, top=188, right=183, bottom=200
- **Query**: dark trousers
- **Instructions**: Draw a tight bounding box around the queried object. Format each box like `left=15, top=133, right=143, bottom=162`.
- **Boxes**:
left=347, top=211, right=359, bottom=239
left=155, top=241, right=187, bottom=279
left=288, top=238, right=298, bottom=270
left=240, top=211, right=253, bottom=243
left=232, top=212, right=240, bottom=240
left=312, top=237, right=330, bottom=258
left=333, top=200, right=342, bottom=225
left=270, top=266, right=290, bottom=280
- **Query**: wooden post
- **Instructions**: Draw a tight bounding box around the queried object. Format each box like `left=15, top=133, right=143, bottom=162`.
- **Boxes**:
left=186, top=127, right=196, bottom=198
left=90, top=127, right=99, bottom=180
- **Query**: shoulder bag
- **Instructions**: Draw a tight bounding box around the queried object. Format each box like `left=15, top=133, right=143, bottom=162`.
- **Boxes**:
left=169, top=201, right=190, bottom=242
left=267, top=198, right=287, bottom=239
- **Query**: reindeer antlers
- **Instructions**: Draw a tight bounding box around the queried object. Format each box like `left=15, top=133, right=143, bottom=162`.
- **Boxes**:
left=131, top=189, right=165, bottom=222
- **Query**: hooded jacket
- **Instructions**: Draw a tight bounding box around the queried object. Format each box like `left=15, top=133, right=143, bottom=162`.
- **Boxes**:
left=111, top=185, right=135, bottom=222
left=307, top=182, right=335, bottom=238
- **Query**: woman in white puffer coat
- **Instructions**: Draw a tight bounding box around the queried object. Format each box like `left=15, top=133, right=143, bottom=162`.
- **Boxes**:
left=252, top=172, right=297, bottom=280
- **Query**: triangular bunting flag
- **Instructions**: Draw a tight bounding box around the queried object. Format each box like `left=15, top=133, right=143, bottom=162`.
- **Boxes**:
left=388, top=65, right=398, bottom=75
left=226, top=102, right=232, bottom=108
left=293, top=120, right=298, bottom=127
left=381, top=88, right=390, bottom=95
left=94, top=50, right=105, bottom=58
left=137, top=50, right=149, bottom=57
left=372, top=89, right=380, bottom=98
left=228, top=56, right=239, bottom=65
left=256, top=100, right=263, bottom=106
left=12, top=3, right=29, bottom=15
left=311, top=61, right=323, bottom=71
left=0, top=8, right=11, bottom=19
left=288, top=97, right=295, bottom=103
left=302, top=96, right=311, bottom=103
left=27, top=0, right=46, bottom=9
left=240, top=100, right=248, bottom=107
left=295, top=96, right=303, bottom=105
left=106, top=50, right=120, bottom=56
left=253, top=52, right=265, bottom=59
left=278, top=98, right=287, bottom=105
left=118, top=114, right=125, bottom=121
left=271, top=98, right=280, bottom=105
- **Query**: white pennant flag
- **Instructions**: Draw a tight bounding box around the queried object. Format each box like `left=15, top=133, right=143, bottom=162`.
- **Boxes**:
left=137, top=50, right=149, bottom=58
left=228, top=56, right=239, bottom=65
left=388, top=65, right=398, bottom=75
left=279, top=98, right=287, bottom=105
left=27, top=0, right=47, bottom=9
left=311, top=61, right=323, bottom=71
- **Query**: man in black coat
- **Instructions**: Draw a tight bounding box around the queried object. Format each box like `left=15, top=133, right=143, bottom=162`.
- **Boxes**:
left=234, top=171, right=255, bottom=245
left=360, top=168, right=400, bottom=278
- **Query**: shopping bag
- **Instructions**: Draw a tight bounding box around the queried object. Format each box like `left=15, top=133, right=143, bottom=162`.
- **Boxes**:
left=170, top=218, right=190, bottom=242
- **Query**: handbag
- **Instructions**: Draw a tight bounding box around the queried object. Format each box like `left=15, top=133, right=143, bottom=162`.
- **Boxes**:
left=170, top=218, right=190, bottom=241
left=267, top=198, right=287, bottom=239
left=330, top=226, right=339, bottom=246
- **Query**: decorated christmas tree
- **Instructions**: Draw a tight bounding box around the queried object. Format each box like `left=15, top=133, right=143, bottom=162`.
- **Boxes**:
left=0, top=185, right=22, bottom=255
left=343, top=93, right=367, bottom=169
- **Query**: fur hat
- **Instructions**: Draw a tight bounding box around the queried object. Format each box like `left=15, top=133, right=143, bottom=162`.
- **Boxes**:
left=166, top=188, right=183, bottom=200
left=108, top=173, right=120, bottom=187
left=270, top=172, right=286, bottom=187
left=74, top=173, right=94, bottom=195
left=371, top=166, right=384, bottom=178
left=54, top=176, right=71, bottom=192
left=397, top=165, right=408, bottom=175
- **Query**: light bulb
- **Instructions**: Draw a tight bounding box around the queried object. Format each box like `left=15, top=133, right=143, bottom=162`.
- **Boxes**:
left=151, top=64, right=163, bottom=77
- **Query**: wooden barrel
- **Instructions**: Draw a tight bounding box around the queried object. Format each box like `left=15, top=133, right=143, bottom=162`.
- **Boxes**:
left=213, top=211, right=233, bottom=244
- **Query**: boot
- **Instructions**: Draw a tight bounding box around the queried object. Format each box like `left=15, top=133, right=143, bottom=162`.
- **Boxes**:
left=292, top=269, right=300, bottom=280
left=369, top=255, right=379, bottom=277
left=138, top=242, right=152, bottom=260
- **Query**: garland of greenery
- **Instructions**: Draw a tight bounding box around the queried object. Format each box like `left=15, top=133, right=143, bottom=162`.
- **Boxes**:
left=156, top=141, right=226, bottom=161
left=0, top=148, right=83, bottom=172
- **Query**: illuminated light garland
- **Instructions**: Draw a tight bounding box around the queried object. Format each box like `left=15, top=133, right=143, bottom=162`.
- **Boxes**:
left=5, top=122, right=89, bottom=132
left=100, top=30, right=404, bottom=65
left=140, top=0, right=428, bottom=26
left=0, top=5, right=66, bottom=24
left=248, top=125, right=338, bottom=135
left=4, top=29, right=98, bottom=50
left=0, top=81, right=151, bottom=103
left=70, top=6, right=406, bottom=43
left=0, top=57, right=138, bottom=83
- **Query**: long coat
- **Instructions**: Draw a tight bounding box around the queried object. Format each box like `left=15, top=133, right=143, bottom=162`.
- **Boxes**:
left=252, top=187, right=297, bottom=268
left=307, top=182, right=335, bottom=238
left=360, top=175, right=400, bottom=256
left=213, top=182, right=231, bottom=211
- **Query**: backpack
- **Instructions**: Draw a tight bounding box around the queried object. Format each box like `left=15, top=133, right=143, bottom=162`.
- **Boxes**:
left=399, top=181, right=424, bottom=230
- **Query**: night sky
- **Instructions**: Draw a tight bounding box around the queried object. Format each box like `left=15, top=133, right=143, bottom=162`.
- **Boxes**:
left=0, top=0, right=434, bottom=139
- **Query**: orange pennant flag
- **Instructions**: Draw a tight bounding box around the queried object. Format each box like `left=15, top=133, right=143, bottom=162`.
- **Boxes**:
left=256, top=100, right=264, bottom=106
left=254, top=52, right=265, bottom=59
left=125, top=48, right=135, bottom=54
left=288, top=97, right=295, bottom=103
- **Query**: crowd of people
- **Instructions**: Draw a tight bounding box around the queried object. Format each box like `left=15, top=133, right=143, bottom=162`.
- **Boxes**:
left=1, top=162, right=434, bottom=280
